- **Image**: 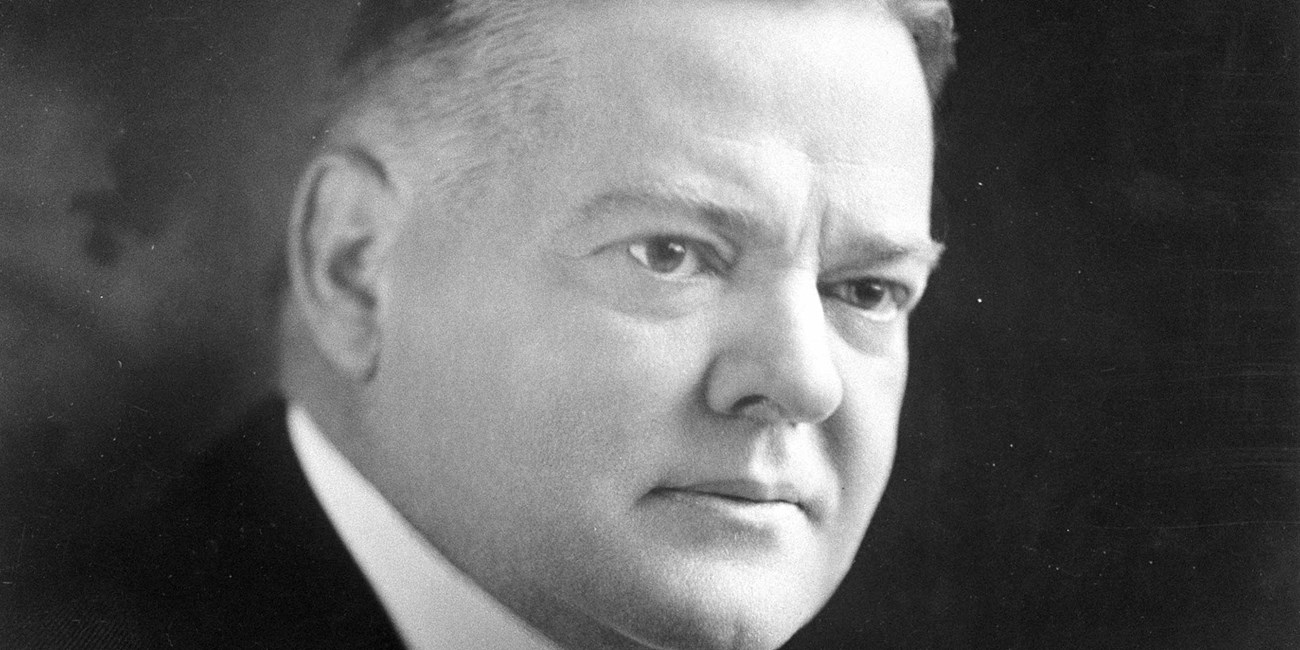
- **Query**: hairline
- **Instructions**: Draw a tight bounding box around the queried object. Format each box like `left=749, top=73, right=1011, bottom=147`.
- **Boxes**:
left=330, top=0, right=956, bottom=214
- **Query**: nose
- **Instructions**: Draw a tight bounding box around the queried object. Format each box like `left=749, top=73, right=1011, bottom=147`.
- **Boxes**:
left=705, top=276, right=844, bottom=425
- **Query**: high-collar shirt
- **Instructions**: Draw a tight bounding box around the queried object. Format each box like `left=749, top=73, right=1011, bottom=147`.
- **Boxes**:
left=287, top=405, right=561, bottom=650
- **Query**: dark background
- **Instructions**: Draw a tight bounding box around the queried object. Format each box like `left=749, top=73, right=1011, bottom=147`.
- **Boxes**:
left=790, top=1, right=1299, bottom=648
left=1, top=1, right=1292, bottom=647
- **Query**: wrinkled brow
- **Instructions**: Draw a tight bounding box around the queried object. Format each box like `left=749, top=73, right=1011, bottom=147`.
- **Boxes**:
left=578, top=185, right=782, bottom=247
left=839, top=237, right=946, bottom=270
left=580, top=185, right=945, bottom=270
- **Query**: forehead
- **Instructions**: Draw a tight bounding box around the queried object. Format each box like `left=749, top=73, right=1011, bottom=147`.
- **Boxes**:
left=534, top=1, right=933, bottom=187
left=514, top=0, right=933, bottom=240
left=549, top=1, right=926, bottom=139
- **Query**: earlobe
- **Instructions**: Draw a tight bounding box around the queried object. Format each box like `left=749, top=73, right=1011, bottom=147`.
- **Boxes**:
left=288, top=150, right=402, bottom=381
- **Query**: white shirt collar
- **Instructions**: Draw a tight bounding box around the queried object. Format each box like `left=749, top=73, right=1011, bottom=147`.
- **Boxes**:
left=287, top=404, right=561, bottom=650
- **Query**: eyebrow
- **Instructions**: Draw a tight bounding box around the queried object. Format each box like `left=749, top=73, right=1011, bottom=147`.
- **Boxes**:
left=578, top=184, right=947, bottom=269
left=845, top=237, right=947, bottom=270
left=579, top=184, right=775, bottom=240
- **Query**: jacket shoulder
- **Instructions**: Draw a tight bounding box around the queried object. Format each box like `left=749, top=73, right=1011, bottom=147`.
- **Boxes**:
left=5, top=399, right=404, bottom=649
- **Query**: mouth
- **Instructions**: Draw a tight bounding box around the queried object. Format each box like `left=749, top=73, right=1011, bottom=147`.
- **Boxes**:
left=648, top=480, right=809, bottom=516
left=639, top=479, right=817, bottom=546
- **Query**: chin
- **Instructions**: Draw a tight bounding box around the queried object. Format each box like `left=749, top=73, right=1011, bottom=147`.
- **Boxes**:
left=621, top=597, right=810, bottom=650
left=600, top=558, right=830, bottom=650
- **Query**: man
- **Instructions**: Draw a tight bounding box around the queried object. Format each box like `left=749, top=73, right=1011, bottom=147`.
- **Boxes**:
left=18, top=0, right=955, bottom=648
left=0, top=0, right=351, bottom=559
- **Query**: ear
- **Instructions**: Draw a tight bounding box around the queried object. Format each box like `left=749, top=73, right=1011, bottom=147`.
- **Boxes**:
left=288, top=150, right=403, bottom=381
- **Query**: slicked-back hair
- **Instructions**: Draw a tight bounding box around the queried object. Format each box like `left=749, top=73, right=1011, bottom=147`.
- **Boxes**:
left=326, top=1, right=558, bottom=204
left=339, top=0, right=955, bottom=105
left=327, top=0, right=956, bottom=216
left=888, top=0, right=957, bottom=100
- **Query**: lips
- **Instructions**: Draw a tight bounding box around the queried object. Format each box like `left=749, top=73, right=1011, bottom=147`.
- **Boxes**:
left=651, top=479, right=808, bottom=514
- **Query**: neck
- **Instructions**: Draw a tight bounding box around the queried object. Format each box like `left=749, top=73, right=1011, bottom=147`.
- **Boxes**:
left=279, top=307, right=371, bottom=469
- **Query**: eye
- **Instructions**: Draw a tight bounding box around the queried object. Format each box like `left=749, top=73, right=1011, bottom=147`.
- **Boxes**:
left=627, top=236, right=712, bottom=278
left=819, top=278, right=908, bottom=321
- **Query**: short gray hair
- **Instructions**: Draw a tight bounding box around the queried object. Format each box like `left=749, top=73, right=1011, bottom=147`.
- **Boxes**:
left=327, top=0, right=956, bottom=204
left=337, top=0, right=955, bottom=105
left=326, top=1, right=558, bottom=208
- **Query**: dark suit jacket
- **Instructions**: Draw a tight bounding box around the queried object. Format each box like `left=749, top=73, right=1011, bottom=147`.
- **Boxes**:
left=2, top=399, right=406, bottom=649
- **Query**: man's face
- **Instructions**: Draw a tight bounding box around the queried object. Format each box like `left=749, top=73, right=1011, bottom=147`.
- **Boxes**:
left=366, top=2, right=936, bottom=648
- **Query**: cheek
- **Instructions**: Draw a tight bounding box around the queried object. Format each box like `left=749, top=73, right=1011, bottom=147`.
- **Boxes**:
left=825, top=347, right=908, bottom=525
left=825, top=303, right=911, bottom=357
left=378, top=257, right=710, bottom=494
left=509, top=306, right=711, bottom=488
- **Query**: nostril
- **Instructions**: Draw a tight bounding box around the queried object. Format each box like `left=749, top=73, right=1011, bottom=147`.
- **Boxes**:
left=731, top=395, right=787, bottom=424
left=730, top=395, right=767, bottom=413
